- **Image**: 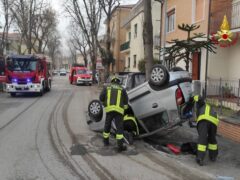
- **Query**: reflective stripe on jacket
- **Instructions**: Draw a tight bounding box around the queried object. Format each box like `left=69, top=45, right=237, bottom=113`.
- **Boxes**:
left=197, top=104, right=219, bottom=126
left=103, top=84, right=127, bottom=115
left=124, top=115, right=139, bottom=135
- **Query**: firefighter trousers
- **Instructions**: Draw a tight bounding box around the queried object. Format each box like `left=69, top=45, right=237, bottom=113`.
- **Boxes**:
left=197, top=120, right=218, bottom=161
left=103, top=111, right=124, bottom=140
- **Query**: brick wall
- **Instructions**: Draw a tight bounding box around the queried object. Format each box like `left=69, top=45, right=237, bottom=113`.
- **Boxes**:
left=210, top=0, right=233, bottom=33
left=218, top=120, right=240, bottom=143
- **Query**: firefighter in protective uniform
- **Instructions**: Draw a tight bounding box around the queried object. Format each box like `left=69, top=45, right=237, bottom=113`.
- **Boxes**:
left=123, top=106, right=139, bottom=140
left=189, top=95, right=219, bottom=166
left=99, top=76, right=129, bottom=152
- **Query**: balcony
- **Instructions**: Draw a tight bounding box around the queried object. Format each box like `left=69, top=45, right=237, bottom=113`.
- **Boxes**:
left=120, top=41, right=130, bottom=52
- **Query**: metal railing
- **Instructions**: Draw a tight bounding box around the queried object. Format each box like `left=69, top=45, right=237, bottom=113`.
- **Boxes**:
left=195, top=78, right=240, bottom=119
left=232, top=1, right=240, bottom=29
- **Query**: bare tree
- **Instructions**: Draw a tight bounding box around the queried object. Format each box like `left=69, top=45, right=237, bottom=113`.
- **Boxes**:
left=68, top=23, right=88, bottom=66
left=11, top=0, right=36, bottom=54
left=65, top=0, right=102, bottom=81
left=11, top=0, right=57, bottom=54
left=98, top=0, right=120, bottom=77
left=32, top=7, right=57, bottom=53
left=0, top=0, right=14, bottom=55
left=67, top=39, right=77, bottom=65
left=47, top=34, right=61, bottom=69
left=143, top=0, right=154, bottom=80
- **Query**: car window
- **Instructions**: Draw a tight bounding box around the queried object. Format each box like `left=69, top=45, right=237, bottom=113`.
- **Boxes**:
left=126, top=75, right=133, bottom=91
left=133, top=74, right=146, bottom=88
left=77, top=69, right=87, bottom=74
left=119, top=75, right=127, bottom=87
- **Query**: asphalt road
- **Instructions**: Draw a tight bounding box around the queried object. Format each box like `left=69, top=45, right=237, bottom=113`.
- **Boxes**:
left=0, top=76, right=238, bottom=180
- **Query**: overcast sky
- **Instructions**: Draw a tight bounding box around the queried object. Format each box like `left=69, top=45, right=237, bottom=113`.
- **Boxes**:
left=50, top=0, right=139, bottom=54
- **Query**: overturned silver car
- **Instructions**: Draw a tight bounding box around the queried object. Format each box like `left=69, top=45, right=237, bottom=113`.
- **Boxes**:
left=88, top=65, right=193, bottom=138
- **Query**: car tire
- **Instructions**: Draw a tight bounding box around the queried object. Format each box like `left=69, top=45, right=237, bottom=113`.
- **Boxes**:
left=88, top=100, right=103, bottom=122
left=10, top=93, right=16, bottom=97
left=45, top=80, right=51, bottom=92
left=149, top=64, right=169, bottom=86
left=170, top=66, right=184, bottom=72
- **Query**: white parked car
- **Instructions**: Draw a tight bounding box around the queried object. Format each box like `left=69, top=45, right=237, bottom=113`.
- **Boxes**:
left=59, top=68, right=67, bottom=76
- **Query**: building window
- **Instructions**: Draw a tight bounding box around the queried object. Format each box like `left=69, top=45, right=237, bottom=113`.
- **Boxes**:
left=134, top=24, right=138, bottom=38
left=133, top=55, right=137, bottom=68
left=128, top=32, right=131, bottom=41
left=128, top=57, right=130, bottom=68
left=167, top=9, right=175, bottom=32
left=193, top=0, right=204, bottom=22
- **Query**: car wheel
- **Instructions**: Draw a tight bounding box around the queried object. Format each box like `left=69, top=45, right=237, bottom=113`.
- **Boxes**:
left=88, top=100, right=103, bottom=122
left=45, top=80, right=51, bottom=92
left=10, top=93, right=16, bottom=97
left=149, top=64, right=169, bottom=86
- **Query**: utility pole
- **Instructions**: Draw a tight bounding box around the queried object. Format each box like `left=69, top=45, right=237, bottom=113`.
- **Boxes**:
left=155, top=0, right=165, bottom=64
left=205, top=0, right=212, bottom=98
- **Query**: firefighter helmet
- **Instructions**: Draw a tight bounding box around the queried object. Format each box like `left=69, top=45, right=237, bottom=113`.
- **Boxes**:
left=111, top=76, right=121, bottom=84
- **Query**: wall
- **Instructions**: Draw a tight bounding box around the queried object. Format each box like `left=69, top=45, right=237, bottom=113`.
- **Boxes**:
left=210, top=0, right=232, bottom=34
left=129, top=12, right=144, bottom=72
left=127, top=0, right=161, bottom=72
left=227, top=40, right=240, bottom=80
left=110, top=7, right=132, bottom=73
left=166, top=0, right=209, bottom=42
left=208, top=46, right=230, bottom=79
left=118, top=8, right=132, bottom=72
left=218, top=120, right=240, bottom=143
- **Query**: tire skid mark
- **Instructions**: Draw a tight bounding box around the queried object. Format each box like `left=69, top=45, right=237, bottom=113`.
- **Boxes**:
left=52, top=92, right=90, bottom=179
left=48, top=91, right=87, bottom=179
left=0, top=97, right=40, bottom=131
left=35, top=94, right=61, bottom=180
left=62, top=90, right=116, bottom=180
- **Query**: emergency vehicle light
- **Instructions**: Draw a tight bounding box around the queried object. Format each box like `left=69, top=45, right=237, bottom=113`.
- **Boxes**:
left=27, top=78, right=31, bottom=83
left=12, top=78, right=17, bottom=83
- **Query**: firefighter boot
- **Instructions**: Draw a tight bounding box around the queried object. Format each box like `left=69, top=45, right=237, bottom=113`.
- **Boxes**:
left=103, top=138, right=109, bottom=146
left=196, top=158, right=204, bottom=166
left=117, top=139, right=127, bottom=152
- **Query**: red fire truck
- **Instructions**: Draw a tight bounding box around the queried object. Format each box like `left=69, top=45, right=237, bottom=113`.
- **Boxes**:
left=5, top=54, right=52, bottom=97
